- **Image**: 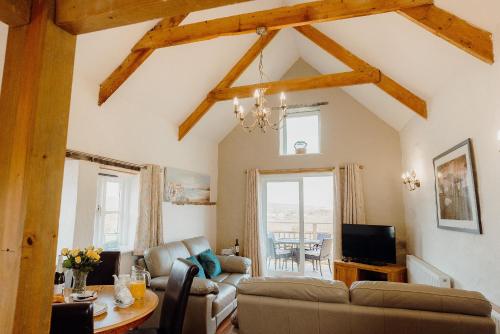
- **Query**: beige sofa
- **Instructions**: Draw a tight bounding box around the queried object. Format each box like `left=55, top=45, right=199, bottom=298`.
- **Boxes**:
left=140, top=236, right=251, bottom=334
left=237, top=277, right=496, bottom=334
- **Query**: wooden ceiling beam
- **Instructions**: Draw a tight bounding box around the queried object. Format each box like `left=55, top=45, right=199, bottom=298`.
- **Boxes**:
left=209, top=69, right=381, bottom=101
left=98, top=15, right=186, bottom=106
left=55, top=0, right=253, bottom=35
left=0, top=0, right=31, bottom=26
left=295, top=25, right=427, bottom=118
left=178, top=30, right=279, bottom=140
left=133, top=0, right=433, bottom=51
left=399, top=4, right=493, bottom=64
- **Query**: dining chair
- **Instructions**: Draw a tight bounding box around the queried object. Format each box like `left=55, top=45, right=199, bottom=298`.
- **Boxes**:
left=305, top=238, right=333, bottom=277
left=50, top=302, right=94, bottom=334
left=266, top=236, right=292, bottom=270
left=86, top=251, right=120, bottom=285
left=129, top=258, right=199, bottom=334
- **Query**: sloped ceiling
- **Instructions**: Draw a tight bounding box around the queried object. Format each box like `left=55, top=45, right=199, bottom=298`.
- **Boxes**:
left=1, top=1, right=497, bottom=143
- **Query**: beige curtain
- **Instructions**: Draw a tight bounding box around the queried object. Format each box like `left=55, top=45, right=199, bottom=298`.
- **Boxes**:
left=134, top=164, right=164, bottom=256
left=333, top=166, right=343, bottom=260
left=243, top=169, right=261, bottom=277
left=342, top=163, right=366, bottom=225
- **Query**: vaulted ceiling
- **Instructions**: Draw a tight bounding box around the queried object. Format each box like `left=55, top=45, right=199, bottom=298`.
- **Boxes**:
left=1, top=0, right=497, bottom=143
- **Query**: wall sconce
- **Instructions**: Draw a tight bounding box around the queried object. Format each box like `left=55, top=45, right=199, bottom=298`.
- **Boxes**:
left=402, top=170, right=421, bottom=191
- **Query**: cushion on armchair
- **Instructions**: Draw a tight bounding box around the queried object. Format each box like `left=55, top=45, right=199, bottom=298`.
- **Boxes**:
left=199, top=249, right=222, bottom=278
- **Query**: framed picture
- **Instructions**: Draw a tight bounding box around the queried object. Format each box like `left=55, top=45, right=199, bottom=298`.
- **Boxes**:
left=433, top=139, right=482, bottom=234
left=164, top=167, right=211, bottom=204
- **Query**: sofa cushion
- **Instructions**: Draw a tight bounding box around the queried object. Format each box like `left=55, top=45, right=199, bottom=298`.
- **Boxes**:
left=212, top=283, right=237, bottom=316
left=350, top=281, right=492, bottom=317
left=210, top=273, right=230, bottom=283
left=199, top=249, right=222, bottom=278
left=217, top=255, right=251, bottom=274
left=220, top=273, right=248, bottom=288
left=182, top=236, right=211, bottom=256
left=149, top=276, right=219, bottom=296
left=186, top=255, right=206, bottom=278
left=238, top=277, right=349, bottom=304
left=144, top=241, right=190, bottom=278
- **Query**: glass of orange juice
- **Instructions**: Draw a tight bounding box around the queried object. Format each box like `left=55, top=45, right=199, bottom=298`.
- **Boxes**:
left=129, top=279, right=146, bottom=300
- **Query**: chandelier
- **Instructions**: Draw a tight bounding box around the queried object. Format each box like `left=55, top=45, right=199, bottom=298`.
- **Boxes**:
left=232, top=27, right=288, bottom=133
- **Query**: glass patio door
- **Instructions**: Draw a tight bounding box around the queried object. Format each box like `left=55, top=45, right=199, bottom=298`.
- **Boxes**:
left=261, top=174, right=334, bottom=277
left=262, top=176, right=304, bottom=275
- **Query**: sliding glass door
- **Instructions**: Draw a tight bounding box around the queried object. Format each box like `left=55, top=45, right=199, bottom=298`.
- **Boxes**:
left=261, top=174, right=334, bottom=277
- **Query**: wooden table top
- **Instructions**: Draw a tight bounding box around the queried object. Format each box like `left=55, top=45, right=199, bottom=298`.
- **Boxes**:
left=87, top=285, right=159, bottom=333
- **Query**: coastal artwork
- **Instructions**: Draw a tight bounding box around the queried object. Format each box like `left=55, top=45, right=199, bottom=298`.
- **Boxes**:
left=433, top=139, right=481, bottom=234
left=164, top=167, right=211, bottom=204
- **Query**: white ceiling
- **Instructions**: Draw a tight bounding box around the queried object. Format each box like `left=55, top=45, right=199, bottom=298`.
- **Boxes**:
left=2, top=1, right=498, bottom=143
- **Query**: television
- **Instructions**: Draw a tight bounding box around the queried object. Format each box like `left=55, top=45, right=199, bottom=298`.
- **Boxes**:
left=342, top=224, right=396, bottom=265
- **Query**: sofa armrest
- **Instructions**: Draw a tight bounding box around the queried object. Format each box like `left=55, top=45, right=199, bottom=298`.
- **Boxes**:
left=217, top=255, right=251, bottom=274
left=191, top=277, right=219, bottom=296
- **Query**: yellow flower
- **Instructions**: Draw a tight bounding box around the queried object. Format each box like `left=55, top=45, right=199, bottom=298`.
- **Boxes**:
left=75, top=256, right=81, bottom=264
left=70, top=249, right=80, bottom=257
left=61, top=248, right=69, bottom=256
left=96, top=248, right=103, bottom=254
left=87, top=245, right=94, bottom=250
left=94, top=253, right=100, bottom=261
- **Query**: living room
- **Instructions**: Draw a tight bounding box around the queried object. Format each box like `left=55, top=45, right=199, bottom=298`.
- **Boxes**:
left=1, top=1, right=499, bottom=334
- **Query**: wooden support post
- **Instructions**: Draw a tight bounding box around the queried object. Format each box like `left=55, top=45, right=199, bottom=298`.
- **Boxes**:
left=0, top=0, right=76, bottom=332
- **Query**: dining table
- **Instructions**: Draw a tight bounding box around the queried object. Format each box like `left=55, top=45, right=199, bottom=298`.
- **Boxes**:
left=78, top=285, right=158, bottom=334
left=275, top=238, right=320, bottom=247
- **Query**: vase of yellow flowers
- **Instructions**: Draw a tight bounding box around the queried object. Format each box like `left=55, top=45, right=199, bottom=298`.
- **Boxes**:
left=61, top=246, right=103, bottom=294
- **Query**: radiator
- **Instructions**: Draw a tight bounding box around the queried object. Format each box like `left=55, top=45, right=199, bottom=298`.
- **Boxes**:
left=492, top=309, right=500, bottom=334
left=406, top=255, right=452, bottom=288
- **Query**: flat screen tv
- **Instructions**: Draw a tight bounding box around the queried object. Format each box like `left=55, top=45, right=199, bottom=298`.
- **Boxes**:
left=342, top=224, right=396, bottom=265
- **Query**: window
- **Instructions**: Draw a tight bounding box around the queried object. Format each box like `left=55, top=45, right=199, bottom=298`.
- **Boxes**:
left=94, top=172, right=139, bottom=251
left=280, top=109, right=320, bottom=155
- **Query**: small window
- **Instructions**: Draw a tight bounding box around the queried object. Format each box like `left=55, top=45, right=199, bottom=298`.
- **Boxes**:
left=94, top=172, right=139, bottom=251
left=280, top=109, right=320, bottom=155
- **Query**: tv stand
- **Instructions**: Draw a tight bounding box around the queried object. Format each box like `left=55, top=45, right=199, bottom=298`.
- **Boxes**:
left=334, top=260, right=406, bottom=287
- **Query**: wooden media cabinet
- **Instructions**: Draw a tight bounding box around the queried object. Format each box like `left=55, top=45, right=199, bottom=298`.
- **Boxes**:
left=334, top=260, right=407, bottom=287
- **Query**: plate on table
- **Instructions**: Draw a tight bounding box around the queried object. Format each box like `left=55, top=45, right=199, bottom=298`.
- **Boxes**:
left=71, top=290, right=98, bottom=302
left=93, top=302, right=108, bottom=317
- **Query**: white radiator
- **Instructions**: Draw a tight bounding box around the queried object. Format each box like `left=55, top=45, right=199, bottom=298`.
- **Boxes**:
left=492, top=309, right=500, bottom=334
left=406, top=255, right=452, bottom=288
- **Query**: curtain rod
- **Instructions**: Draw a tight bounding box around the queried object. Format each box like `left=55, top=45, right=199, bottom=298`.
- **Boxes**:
left=65, top=149, right=144, bottom=172
left=244, top=165, right=364, bottom=175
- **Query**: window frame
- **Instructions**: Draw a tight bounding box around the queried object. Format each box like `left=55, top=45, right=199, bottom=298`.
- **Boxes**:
left=280, top=108, right=321, bottom=156
left=94, top=173, right=131, bottom=251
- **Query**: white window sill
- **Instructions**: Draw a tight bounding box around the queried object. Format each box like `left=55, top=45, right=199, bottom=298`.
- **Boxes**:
left=279, top=152, right=323, bottom=157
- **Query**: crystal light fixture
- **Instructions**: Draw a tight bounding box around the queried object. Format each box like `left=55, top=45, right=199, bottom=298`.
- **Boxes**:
left=232, top=27, right=288, bottom=133
left=402, top=170, right=421, bottom=191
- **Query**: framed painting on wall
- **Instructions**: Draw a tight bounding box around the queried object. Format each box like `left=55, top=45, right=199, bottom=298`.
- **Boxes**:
left=164, top=167, right=211, bottom=204
left=433, top=139, right=482, bottom=234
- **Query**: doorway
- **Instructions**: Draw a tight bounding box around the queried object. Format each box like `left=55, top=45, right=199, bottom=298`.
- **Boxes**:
left=261, top=173, right=335, bottom=278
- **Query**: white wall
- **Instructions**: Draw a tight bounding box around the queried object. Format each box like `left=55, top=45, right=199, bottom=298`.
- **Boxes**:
left=67, top=34, right=219, bottom=249
left=401, top=24, right=500, bottom=305
left=217, top=59, right=406, bottom=260
left=56, top=160, right=79, bottom=256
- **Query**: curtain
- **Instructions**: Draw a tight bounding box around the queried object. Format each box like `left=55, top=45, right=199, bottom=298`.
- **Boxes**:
left=243, top=169, right=261, bottom=277
left=333, top=166, right=343, bottom=260
left=342, top=163, right=366, bottom=225
left=134, top=164, right=164, bottom=256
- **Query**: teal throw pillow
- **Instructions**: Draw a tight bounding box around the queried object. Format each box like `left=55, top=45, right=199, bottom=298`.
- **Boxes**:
left=198, top=249, right=222, bottom=278
left=186, top=255, right=206, bottom=278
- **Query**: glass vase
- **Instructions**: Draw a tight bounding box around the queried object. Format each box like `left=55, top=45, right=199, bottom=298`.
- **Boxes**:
left=72, top=269, right=88, bottom=294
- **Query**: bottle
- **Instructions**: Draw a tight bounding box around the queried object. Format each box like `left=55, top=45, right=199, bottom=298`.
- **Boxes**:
left=54, top=255, right=65, bottom=296
left=234, top=239, right=240, bottom=256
